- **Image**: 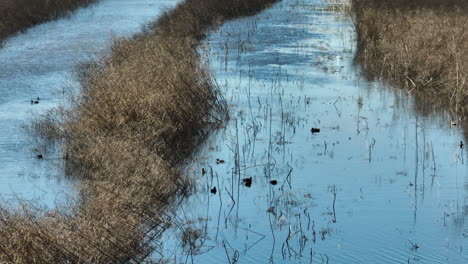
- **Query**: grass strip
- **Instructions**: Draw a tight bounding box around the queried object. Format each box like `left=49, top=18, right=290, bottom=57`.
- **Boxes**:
left=351, top=0, right=467, bottom=117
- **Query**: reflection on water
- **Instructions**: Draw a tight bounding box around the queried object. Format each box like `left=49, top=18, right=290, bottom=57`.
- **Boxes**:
left=161, top=0, right=467, bottom=263
left=0, top=0, right=178, bottom=206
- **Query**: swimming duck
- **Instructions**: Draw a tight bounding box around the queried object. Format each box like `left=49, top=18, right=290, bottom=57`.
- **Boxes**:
left=216, top=158, right=225, bottom=164
left=269, top=180, right=278, bottom=185
left=242, top=177, right=252, bottom=187
left=460, top=141, right=464, bottom=149
left=37, top=154, right=43, bottom=159
left=210, top=186, right=217, bottom=194
left=201, top=168, right=207, bottom=175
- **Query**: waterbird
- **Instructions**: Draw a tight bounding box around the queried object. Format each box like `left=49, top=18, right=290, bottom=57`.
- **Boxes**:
left=269, top=180, right=278, bottom=185
left=37, top=154, right=43, bottom=159
left=216, top=158, right=225, bottom=164
left=201, top=168, right=206, bottom=175
left=311, top=128, right=320, bottom=133
left=460, top=141, right=464, bottom=149
left=31, top=100, right=39, bottom=104
left=242, top=177, right=252, bottom=187
left=210, top=186, right=217, bottom=194
left=450, top=121, right=457, bottom=127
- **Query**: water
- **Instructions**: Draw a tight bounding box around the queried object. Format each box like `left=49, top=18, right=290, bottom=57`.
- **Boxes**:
left=0, top=0, right=178, bottom=206
left=0, top=0, right=466, bottom=262
left=160, top=0, right=468, bottom=263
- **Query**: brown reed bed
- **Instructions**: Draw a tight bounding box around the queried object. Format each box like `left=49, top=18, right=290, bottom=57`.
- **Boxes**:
left=0, top=0, right=280, bottom=262
left=0, top=0, right=98, bottom=45
left=351, top=0, right=468, bottom=118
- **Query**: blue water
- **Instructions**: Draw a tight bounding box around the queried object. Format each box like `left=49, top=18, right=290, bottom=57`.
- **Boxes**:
left=160, top=0, right=468, bottom=263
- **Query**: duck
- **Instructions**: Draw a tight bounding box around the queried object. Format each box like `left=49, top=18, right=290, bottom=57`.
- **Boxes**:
left=201, top=168, right=207, bottom=175
left=242, top=177, right=252, bottom=187
left=450, top=121, right=457, bottom=127
left=460, top=141, right=464, bottom=149
left=216, top=158, right=225, bottom=164
left=311, top=128, right=320, bottom=133
left=31, top=100, right=39, bottom=104
left=269, top=180, right=278, bottom=185
left=210, top=186, right=217, bottom=194
left=37, top=154, right=43, bottom=159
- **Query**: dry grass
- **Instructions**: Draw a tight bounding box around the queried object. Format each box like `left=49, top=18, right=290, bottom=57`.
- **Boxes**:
left=0, top=0, right=97, bottom=45
left=0, top=0, right=280, bottom=262
left=351, top=0, right=468, bottom=117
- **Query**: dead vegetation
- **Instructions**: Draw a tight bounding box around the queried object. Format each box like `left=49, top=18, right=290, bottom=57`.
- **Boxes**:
left=0, top=0, right=98, bottom=45
left=351, top=0, right=468, bottom=117
left=0, top=0, right=280, bottom=262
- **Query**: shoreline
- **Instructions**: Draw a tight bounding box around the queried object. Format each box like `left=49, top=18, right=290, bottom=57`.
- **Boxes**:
left=0, top=0, right=98, bottom=45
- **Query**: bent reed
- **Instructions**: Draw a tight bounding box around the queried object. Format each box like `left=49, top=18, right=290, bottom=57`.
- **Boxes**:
left=0, top=0, right=279, bottom=262
left=351, top=0, right=467, bottom=117
left=0, top=0, right=97, bottom=45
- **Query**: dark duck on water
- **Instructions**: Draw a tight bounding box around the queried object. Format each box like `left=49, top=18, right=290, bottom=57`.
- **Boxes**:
left=242, top=177, right=252, bottom=187
left=210, top=186, right=217, bottom=194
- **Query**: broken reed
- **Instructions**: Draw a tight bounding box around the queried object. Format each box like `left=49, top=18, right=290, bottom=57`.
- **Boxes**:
left=0, top=0, right=98, bottom=45
left=351, top=0, right=468, bottom=117
left=0, top=0, right=280, bottom=262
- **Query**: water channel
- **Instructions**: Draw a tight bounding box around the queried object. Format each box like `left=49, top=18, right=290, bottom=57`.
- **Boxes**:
left=0, top=0, right=466, bottom=263
left=160, top=0, right=468, bottom=263
left=0, top=0, right=178, bottom=206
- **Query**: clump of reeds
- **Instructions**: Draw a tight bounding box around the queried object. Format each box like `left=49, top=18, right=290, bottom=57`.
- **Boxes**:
left=351, top=0, right=468, bottom=117
left=0, top=0, right=98, bottom=45
left=0, top=0, right=280, bottom=262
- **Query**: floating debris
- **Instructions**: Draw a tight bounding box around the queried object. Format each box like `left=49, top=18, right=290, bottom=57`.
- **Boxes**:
left=210, top=186, right=217, bottom=194
left=269, top=180, right=277, bottom=185
left=242, top=177, right=252, bottom=187
left=311, top=128, right=320, bottom=133
left=216, top=158, right=225, bottom=164
left=36, top=154, right=43, bottom=159
left=201, top=168, right=206, bottom=175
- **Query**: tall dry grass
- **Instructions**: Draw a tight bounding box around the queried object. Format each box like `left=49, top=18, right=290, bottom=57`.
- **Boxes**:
left=351, top=0, right=468, bottom=117
left=0, top=0, right=97, bottom=45
left=0, top=0, right=279, bottom=262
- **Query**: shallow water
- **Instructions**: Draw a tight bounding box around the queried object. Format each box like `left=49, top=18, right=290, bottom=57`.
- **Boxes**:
left=0, top=0, right=178, bottom=207
left=161, top=0, right=468, bottom=263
